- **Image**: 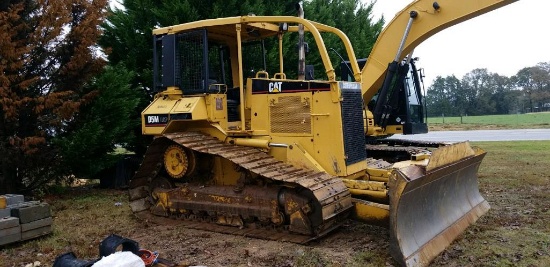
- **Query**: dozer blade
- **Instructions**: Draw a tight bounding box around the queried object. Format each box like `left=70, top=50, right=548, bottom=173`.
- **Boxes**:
left=388, top=142, right=489, bottom=267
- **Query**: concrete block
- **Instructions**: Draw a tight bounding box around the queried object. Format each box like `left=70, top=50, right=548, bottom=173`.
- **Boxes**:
left=4, top=194, right=24, bottom=206
left=128, top=186, right=148, bottom=201
left=0, top=231, right=21, bottom=246
left=0, top=224, right=22, bottom=246
left=0, top=225, right=20, bottom=237
left=11, top=203, right=51, bottom=223
left=0, top=217, right=20, bottom=230
left=21, top=217, right=52, bottom=232
left=21, top=225, right=52, bottom=241
left=129, top=198, right=150, bottom=212
left=0, top=208, right=10, bottom=219
left=7, top=201, right=40, bottom=209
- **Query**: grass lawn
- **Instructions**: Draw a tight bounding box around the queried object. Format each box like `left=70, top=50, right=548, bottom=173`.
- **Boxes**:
left=431, top=141, right=550, bottom=266
left=428, top=112, right=550, bottom=131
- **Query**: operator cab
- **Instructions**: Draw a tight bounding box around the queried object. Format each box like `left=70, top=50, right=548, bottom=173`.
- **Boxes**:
left=151, top=18, right=341, bottom=132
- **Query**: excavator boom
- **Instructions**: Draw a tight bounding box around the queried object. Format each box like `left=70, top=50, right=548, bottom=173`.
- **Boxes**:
left=361, top=0, right=518, bottom=101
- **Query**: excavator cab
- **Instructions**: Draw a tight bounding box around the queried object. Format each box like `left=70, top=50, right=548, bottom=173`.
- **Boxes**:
left=373, top=58, right=428, bottom=135
left=341, top=58, right=428, bottom=135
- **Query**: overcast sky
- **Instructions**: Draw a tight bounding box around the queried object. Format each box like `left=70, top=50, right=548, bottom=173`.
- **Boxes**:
left=369, top=0, right=550, bottom=87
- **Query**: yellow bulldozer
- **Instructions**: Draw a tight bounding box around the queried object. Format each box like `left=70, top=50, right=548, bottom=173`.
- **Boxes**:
left=128, top=0, right=517, bottom=265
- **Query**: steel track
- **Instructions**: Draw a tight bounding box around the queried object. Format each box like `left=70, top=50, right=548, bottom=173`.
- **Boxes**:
left=128, top=132, right=352, bottom=244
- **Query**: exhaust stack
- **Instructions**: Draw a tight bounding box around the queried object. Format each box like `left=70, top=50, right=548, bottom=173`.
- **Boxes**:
left=296, top=2, right=305, bottom=80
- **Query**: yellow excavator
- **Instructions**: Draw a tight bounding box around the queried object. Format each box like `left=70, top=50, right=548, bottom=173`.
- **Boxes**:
left=128, top=0, right=517, bottom=266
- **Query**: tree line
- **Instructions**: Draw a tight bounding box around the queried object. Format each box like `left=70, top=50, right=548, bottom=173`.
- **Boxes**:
left=0, top=0, right=383, bottom=193
left=426, top=63, right=550, bottom=117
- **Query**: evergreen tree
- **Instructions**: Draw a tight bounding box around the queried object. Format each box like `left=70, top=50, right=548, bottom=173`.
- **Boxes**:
left=0, top=0, right=108, bottom=193
left=426, top=76, right=453, bottom=117
left=101, top=0, right=383, bottom=89
left=100, top=0, right=296, bottom=96
left=305, top=0, right=383, bottom=68
left=55, top=65, right=142, bottom=179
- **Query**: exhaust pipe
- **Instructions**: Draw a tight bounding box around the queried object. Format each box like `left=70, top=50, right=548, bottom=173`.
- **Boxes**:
left=296, top=2, right=305, bottom=80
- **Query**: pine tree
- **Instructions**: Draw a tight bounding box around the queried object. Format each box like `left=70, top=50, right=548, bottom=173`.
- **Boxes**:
left=0, top=0, right=108, bottom=193
left=55, top=64, right=142, bottom=178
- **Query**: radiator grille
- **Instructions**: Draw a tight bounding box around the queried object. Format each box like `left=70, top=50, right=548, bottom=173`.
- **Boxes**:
left=270, top=96, right=311, bottom=134
left=341, top=88, right=367, bottom=165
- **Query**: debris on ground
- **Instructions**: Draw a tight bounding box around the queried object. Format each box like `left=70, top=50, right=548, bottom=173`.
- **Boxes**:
left=53, top=234, right=192, bottom=267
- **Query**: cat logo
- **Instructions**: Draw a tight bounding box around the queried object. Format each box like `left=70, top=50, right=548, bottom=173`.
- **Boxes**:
left=268, top=82, right=283, bottom=93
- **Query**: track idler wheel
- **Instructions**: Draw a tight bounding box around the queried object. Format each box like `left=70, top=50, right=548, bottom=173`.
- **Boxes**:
left=163, top=144, right=196, bottom=179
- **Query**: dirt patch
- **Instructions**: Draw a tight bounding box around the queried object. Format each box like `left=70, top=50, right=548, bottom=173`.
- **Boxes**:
left=0, top=188, right=396, bottom=267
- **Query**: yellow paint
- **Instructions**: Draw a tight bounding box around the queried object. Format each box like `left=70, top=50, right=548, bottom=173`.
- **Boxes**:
left=233, top=138, right=270, bottom=149
left=426, top=142, right=476, bottom=171
left=286, top=199, right=299, bottom=213
left=286, top=143, right=325, bottom=172
left=352, top=199, right=389, bottom=226
left=163, top=145, right=188, bottom=179
left=206, top=94, right=228, bottom=130
left=156, top=192, right=170, bottom=210
left=142, top=96, right=208, bottom=135
left=349, top=189, right=388, bottom=202
left=212, top=157, right=240, bottom=186
left=210, top=195, right=232, bottom=204
left=342, top=179, right=386, bottom=191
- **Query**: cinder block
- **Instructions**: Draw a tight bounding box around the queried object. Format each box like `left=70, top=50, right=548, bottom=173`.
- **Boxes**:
left=21, top=225, right=52, bottom=241
left=0, top=224, right=22, bottom=246
left=4, top=194, right=24, bottom=206
left=0, top=208, right=10, bottom=219
left=7, top=201, right=40, bottom=209
left=0, top=232, right=21, bottom=246
left=0, top=225, right=20, bottom=237
left=128, top=186, right=148, bottom=201
left=21, top=217, right=52, bottom=232
left=11, top=203, right=51, bottom=224
left=0, top=217, right=20, bottom=230
left=129, top=198, right=150, bottom=212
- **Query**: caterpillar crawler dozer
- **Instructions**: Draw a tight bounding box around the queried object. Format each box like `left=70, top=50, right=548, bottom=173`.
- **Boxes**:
left=128, top=0, right=517, bottom=265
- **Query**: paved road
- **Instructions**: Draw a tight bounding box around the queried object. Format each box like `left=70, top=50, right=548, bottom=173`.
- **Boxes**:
left=388, top=129, right=550, bottom=142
